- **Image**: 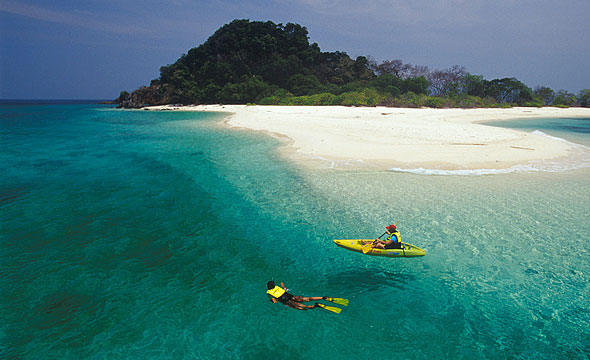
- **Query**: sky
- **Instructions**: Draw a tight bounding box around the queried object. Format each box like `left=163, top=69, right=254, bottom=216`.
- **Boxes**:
left=1, top=0, right=589, bottom=100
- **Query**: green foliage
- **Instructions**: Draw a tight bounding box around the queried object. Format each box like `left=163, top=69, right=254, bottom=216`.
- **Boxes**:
left=287, top=74, right=324, bottom=96
left=305, top=93, right=338, bottom=105
left=118, top=91, right=130, bottom=101
left=370, top=75, right=429, bottom=95
left=453, top=95, right=490, bottom=108
left=484, top=78, right=533, bottom=105
left=268, top=89, right=382, bottom=106
left=401, top=77, right=430, bottom=95
left=461, top=74, right=486, bottom=97
left=553, top=90, right=576, bottom=107
left=258, top=88, right=293, bottom=105
left=401, top=92, right=428, bottom=107
left=337, top=88, right=382, bottom=106
left=277, top=92, right=339, bottom=106
left=458, top=75, right=534, bottom=105
left=522, top=101, right=544, bottom=107
left=117, top=19, right=586, bottom=109
left=218, top=76, right=275, bottom=104
left=577, top=89, right=590, bottom=107
left=424, top=97, right=447, bottom=108
left=533, top=86, right=555, bottom=106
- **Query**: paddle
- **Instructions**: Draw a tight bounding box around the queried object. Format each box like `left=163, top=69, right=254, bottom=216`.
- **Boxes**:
left=362, top=220, right=401, bottom=254
left=362, top=231, right=386, bottom=254
left=391, top=219, right=401, bottom=245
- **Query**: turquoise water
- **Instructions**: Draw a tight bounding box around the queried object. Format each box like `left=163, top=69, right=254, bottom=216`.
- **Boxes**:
left=1, top=103, right=589, bottom=359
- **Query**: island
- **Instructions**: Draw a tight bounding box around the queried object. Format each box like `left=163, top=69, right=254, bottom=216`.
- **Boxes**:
left=116, top=19, right=589, bottom=109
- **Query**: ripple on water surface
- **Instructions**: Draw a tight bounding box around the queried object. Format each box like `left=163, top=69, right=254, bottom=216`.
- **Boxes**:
left=1, top=106, right=589, bottom=359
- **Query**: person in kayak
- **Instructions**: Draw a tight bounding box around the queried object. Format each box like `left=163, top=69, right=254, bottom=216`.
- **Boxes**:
left=363, top=224, right=402, bottom=249
left=266, top=281, right=326, bottom=310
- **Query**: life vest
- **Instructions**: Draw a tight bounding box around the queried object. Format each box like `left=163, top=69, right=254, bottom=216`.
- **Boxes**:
left=267, top=286, right=286, bottom=299
left=388, top=231, right=401, bottom=243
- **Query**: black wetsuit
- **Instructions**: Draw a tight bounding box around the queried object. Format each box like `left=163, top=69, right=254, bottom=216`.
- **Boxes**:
left=277, top=292, right=294, bottom=304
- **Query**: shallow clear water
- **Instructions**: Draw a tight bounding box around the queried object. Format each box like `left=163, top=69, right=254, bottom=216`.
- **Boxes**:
left=1, top=104, right=589, bottom=359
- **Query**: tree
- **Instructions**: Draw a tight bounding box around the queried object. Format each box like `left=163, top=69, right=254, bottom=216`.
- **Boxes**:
left=553, top=90, right=576, bottom=106
left=400, top=76, right=430, bottom=95
left=408, top=65, right=429, bottom=79
left=460, top=74, right=486, bottom=98
left=316, top=51, right=359, bottom=85
left=218, top=76, right=274, bottom=104
left=533, top=86, right=555, bottom=106
left=577, top=89, right=590, bottom=107
left=486, top=78, right=533, bottom=104
left=118, top=91, right=130, bottom=101
left=427, top=65, right=466, bottom=96
left=261, top=54, right=303, bottom=88
left=287, top=74, right=324, bottom=96
left=370, top=74, right=401, bottom=96
left=374, top=59, right=412, bottom=78
left=353, top=56, right=374, bottom=81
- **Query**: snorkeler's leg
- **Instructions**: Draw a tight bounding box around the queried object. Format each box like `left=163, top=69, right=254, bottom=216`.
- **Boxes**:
left=287, top=300, right=316, bottom=310
left=292, top=295, right=324, bottom=303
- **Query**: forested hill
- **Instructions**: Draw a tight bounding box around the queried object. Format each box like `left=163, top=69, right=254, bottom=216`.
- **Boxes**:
left=116, top=19, right=589, bottom=108
left=116, top=19, right=378, bottom=107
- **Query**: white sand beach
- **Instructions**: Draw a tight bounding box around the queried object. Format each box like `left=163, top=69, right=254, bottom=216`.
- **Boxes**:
left=145, top=105, right=590, bottom=171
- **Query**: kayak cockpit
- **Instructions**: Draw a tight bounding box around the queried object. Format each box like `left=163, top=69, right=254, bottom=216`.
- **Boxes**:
left=333, top=239, right=425, bottom=257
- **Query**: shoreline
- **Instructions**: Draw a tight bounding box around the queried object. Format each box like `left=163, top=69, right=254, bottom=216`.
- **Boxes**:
left=143, top=105, right=590, bottom=172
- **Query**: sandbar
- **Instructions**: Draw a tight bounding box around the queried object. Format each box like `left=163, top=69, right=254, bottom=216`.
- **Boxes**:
left=144, top=105, right=590, bottom=171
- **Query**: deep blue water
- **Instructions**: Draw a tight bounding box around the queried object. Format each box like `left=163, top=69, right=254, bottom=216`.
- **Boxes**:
left=1, top=104, right=589, bottom=359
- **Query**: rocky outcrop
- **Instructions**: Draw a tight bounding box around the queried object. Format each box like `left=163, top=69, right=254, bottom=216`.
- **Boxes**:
left=115, top=86, right=165, bottom=108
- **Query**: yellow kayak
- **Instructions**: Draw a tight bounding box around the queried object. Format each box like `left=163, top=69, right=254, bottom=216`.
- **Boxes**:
left=333, top=239, right=425, bottom=257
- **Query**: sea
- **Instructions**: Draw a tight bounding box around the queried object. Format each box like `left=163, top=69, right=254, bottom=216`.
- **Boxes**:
left=1, top=101, right=589, bottom=359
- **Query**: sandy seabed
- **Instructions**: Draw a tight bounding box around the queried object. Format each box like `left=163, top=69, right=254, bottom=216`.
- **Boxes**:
left=145, top=105, right=590, bottom=172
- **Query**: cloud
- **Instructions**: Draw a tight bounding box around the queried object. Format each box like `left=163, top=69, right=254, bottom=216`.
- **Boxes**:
left=0, top=1, right=147, bottom=34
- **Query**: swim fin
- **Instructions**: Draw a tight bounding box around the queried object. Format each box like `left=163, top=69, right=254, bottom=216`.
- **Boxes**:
left=324, top=297, right=349, bottom=306
left=316, top=303, right=342, bottom=314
